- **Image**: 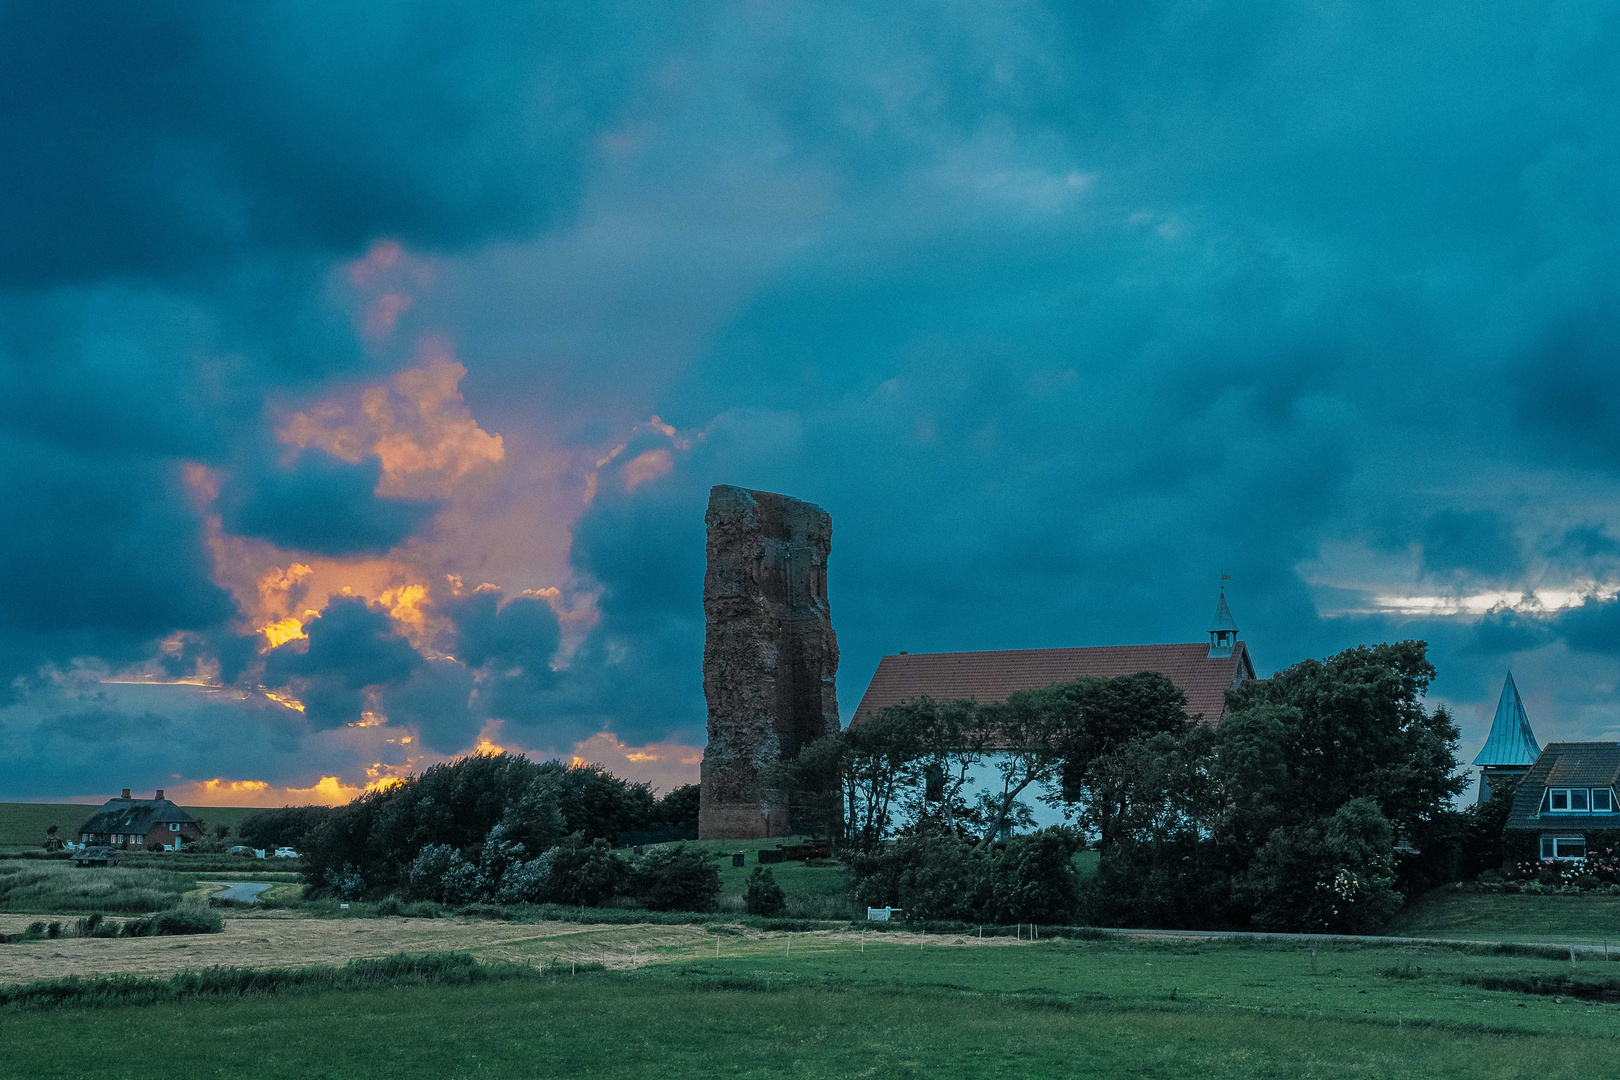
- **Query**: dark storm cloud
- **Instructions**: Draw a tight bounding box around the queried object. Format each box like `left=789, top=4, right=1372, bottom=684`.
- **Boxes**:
left=439, top=588, right=569, bottom=735
left=526, top=1, right=1620, bottom=759
left=0, top=1, right=650, bottom=287
left=0, top=434, right=235, bottom=702
left=1420, top=511, right=1524, bottom=582
left=219, top=450, right=440, bottom=558
left=0, top=0, right=651, bottom=737
left=263, top=597, right=420, bottom=729
left=9, top=1, right=1620, bottom=793
left=379, top=660, right=481, bottom=755
left=0, top=682, right=335, bottom=800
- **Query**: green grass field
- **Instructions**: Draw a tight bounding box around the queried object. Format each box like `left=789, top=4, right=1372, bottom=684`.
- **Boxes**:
left=7, top=935, right=1620, bottom=1079
left=0, top=802, right=262, bottom=853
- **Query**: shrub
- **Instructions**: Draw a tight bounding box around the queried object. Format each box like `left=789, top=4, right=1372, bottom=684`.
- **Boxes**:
left=1236, top=799, right=1403, bottom=934
left=982, top=829, right=1082, bottom=923
left=0, top=953, right=536, bottom=1010
left=624, top=845, right=720, bottom=913
left=123, top=908, right=224, bottom=937
left=542, top=838, right=626, bottom=907
left=406, top=844, right=457, bottom=902
left=743, top=868, right=786, bottom=916
left=852, top=830, right=986, bottom=922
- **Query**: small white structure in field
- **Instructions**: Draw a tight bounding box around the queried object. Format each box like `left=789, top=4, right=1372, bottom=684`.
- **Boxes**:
left=867, top=906, right=902, bottom=921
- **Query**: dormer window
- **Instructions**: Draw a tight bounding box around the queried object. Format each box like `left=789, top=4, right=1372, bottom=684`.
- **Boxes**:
left=1543, top=787, right=1617, bottom=814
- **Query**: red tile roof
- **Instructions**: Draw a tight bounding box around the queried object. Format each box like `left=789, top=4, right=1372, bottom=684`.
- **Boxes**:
left=851, top=640, right=1255, bottom=725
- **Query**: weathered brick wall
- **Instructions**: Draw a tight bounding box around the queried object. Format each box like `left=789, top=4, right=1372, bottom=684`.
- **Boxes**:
left=698, top=485, right=839, bottom=840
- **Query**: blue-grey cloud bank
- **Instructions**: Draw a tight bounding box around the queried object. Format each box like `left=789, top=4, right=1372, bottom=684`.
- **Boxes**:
left=3, top=1, right=1620, bottom=802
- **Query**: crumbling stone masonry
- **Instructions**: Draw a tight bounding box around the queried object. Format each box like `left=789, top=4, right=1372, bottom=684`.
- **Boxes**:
left=698, top=485, right=839, bottom=840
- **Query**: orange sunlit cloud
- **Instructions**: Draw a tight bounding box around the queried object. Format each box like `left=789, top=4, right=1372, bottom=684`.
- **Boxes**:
left=278, top=343, right=503, bottom=500
left=569, top=732, right=703, bottom=793
left=168, top=774, right=366, bottom=807
left=260, top=617, right=307, bottom=649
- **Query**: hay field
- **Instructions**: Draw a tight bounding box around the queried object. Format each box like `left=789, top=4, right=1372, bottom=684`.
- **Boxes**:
left=0, top=908, right=1017, bottom=985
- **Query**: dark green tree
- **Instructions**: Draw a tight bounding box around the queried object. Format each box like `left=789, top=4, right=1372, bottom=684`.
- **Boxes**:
left=625, top=844, right=720, bottom=912
left=653, top=784, right=701, bottom=829
left=743, top=867, right=787, bottom=916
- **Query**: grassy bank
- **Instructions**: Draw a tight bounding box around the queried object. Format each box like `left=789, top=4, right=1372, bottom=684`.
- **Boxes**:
left=1385, top=886, right=1620, bottom=944
left=8, top=937, right=1620, bottom=1078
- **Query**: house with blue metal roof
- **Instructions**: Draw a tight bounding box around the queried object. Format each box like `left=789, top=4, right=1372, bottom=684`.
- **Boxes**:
left=1472, top=672, right=1540, bottom=803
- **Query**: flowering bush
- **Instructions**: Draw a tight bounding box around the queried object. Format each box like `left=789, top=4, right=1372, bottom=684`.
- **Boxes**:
left=1466, top=848, right=1620, bottom=894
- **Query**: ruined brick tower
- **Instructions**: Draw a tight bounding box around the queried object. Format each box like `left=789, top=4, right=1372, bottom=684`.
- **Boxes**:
left=697, top=485, right=839, bottom=840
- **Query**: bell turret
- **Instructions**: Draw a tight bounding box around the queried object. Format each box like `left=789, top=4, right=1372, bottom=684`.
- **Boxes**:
left=1208, top=589, right=1239, bottom=658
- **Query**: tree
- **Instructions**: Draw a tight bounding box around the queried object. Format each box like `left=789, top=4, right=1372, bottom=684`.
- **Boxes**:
left=743, top=867, right=787, bottom=916
left=654, top=784, right=701, bottom=829
left=1237, top=799, right=1404, bottom=933
left=301, top=753, right=655, bottom=898
left=1456, top=777, right=1518, bottom=879
left=832, top=701, right=936, bottom=850
left=1083, top=641, right=1468, bottom=932
left=974, top=689, right=1071, bottom=850
left=977, top=672, right=1189, bottom=850
left=241, top=806, right=333, bottom=852
left=627, top=844, right=720, bottom=912
left=1222, top=641, right=1466, bottom=846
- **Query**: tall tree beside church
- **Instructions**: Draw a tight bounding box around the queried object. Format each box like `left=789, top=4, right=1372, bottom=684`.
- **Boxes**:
left=1218, top=640, right=1465, bottom=854
left=1085, top=641, right=1467, bottom=932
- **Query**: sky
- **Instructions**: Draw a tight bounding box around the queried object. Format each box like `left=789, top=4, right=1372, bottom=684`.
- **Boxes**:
left=4, top=1, right=1620, bottom=805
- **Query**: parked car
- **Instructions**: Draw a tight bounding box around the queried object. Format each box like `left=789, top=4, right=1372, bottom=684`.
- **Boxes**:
left=273, top=847, right=300, bottom=858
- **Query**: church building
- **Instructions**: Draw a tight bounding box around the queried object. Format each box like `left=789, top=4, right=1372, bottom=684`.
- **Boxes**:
left=853, top=591, right=1257, bottom=726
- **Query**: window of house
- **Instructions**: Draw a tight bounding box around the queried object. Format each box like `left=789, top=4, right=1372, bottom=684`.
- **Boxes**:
left=134, top=835, right=142, bottom=845
left=1549, top=789, right=1570, bottom=811
left=1594, top=788, right=1615, bottom=813
left=1573, top=788, right=1590, bottom=811
left=169, top=823, right=180, bottom=831
left=1542, top=835, right=1587, bottom=860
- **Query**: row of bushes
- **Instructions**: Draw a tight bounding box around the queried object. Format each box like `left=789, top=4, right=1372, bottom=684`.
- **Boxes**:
left=394, top=836, right=722, bottom=913
left=300, top=755, right=702, bottom=898
left=0, top=909, right=221, bottom=943
left=849, top=828, right=1083, bottom=924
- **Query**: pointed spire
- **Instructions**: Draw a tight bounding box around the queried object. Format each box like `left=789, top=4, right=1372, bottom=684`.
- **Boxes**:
left=1472, top=672, right=1541, bottom=767
left=1208, top=584, right=1239, bottom=658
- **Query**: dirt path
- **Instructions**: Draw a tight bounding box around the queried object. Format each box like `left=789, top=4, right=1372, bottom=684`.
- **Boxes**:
left=0, top=912, right=1027, bottom=984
